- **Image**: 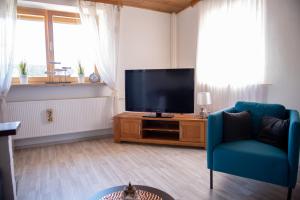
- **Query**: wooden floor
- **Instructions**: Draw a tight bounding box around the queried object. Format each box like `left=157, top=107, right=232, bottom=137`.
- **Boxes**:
left=14, top=138, right=300, bottom=200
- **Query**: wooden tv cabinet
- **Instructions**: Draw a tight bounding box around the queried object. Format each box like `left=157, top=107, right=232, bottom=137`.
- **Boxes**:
left=113, top=112, right=207, bottom=148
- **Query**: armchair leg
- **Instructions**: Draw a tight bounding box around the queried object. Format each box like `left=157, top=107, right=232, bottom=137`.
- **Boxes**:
left=287, top=187, right=292, bottom=200
left=210, top=169, right=213, bottom=189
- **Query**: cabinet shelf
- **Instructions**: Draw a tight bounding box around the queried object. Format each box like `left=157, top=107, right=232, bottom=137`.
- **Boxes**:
left=142, top=120, right=179, bottom=131
left=142, top=128, right=179, bottom=132
left=142, top=130, right=179, bottom=141
left=142, top=136, right=179, bottom=141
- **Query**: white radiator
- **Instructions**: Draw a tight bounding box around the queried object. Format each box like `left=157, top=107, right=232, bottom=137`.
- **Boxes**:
left=6, top=97, right=113, bottom=139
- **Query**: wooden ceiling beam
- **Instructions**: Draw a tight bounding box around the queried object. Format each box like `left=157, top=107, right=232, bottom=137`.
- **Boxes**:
left=191, top=0, right=200, bottom=7
left=90, top=0, right=200, bottom=13
left=177, top=0, right=200, bottom=13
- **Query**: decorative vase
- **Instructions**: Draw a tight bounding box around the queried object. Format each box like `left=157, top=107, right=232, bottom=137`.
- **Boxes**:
left=19, top=75, right=28, bottom=84
left=78, top=74, right=85, bottom=83
left=89, top=72, right=100, bottom=83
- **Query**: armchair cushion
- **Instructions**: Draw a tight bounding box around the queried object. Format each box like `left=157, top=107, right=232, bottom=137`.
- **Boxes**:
left=235, top=101, right=287, bottom=136
left=257, top=116, right=290, bottom=150
left=213, top=140, right=288, bottom=186
left=223, top=111, right=252, bottom=142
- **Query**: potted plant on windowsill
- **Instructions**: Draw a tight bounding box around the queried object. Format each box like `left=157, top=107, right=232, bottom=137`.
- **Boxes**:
left=18, top=61, right=28, bottom=84
left=77, top=62, right=85, bottom=83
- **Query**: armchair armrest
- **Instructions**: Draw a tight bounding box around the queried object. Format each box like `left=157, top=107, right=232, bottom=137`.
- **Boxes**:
left=288, top=109, right=300, bottom=188
left=207, top=107, right=235, bottom=169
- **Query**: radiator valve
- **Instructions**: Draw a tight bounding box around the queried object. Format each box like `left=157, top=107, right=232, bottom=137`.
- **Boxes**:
left=46, top=109, right=53, bottom=122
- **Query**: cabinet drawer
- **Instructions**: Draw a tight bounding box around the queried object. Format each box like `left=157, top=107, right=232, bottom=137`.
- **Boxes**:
left=120, top=119, right=141, bottom=139
left=180, top=121, right=205, bottom=143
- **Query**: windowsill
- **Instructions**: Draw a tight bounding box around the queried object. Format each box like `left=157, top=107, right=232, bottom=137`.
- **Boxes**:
left=11, top=82, right=105, bottom=87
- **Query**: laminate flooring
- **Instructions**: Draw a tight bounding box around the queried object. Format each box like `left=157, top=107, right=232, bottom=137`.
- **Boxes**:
left=14, top=138, right=300, bottom=200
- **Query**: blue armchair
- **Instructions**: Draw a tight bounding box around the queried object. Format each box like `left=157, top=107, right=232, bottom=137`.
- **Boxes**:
left=207, top=101, right=300, bottom=200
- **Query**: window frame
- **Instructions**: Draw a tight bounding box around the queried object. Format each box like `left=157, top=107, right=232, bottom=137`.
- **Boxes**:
left=13, top=7, right=91, bottom=85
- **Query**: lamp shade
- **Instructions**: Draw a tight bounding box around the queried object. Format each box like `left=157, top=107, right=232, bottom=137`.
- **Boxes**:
left=197, top=92, right=212, bottom=105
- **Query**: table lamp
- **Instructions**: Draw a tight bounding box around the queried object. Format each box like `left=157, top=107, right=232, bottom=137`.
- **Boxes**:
left=197, top=92, right=212, bottom=118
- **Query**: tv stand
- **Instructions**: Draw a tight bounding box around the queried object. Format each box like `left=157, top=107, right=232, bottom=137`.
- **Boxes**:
left=142, top=112, right=174, bottom=118
left=113, top=112, right=207, bottom=148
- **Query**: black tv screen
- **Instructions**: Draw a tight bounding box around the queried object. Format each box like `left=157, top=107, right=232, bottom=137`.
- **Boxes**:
left=125, top=69, right=194, bottom=114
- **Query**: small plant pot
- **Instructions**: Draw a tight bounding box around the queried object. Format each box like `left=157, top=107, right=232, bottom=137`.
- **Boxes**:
left=78, top=75, right=85, bottom=83
left=19, top=75, right=28, bottom=84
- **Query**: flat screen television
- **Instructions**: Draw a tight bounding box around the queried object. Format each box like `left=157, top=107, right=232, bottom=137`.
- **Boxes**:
left=125, top=68, right=194, bottom=117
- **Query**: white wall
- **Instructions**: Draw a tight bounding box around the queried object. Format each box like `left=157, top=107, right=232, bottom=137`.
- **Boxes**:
left=176, top=5, right=199, bottom=68
left=176, top=1, right=300, bottom=111
left=119, top=7, right=171, bottom=69
left=265, top=0, right=300, bottom=111
left=117, top=7, right=171, bottom=111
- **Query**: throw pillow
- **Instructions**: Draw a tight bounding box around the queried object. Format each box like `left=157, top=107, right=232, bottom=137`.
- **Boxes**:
left=257, top=116, right=289, bottom=150
left=223, top=111, right=252, bottom=142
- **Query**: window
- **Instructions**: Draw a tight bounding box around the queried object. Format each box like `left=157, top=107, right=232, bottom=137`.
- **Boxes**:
left=52, top=16, right=94, bottom=77
left=13, top=7, right=95, bottom=84
left=196, top=0, right=265, bottom=87
left=14, top=16, right=47, bottom=77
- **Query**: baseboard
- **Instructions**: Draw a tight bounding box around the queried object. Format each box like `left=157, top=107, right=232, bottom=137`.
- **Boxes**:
left=13, top=129, right=113, bottom=149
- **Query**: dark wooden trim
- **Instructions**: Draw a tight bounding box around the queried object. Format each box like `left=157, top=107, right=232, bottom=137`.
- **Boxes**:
left=0, top=122, right=20, bottom=137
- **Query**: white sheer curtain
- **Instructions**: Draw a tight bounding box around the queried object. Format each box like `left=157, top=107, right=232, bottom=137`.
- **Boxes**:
left=78, top=1, right=120, bottom=114
left=196, top=0, right=267, bottom=112
left=0, top=0, right=17, bottom=122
